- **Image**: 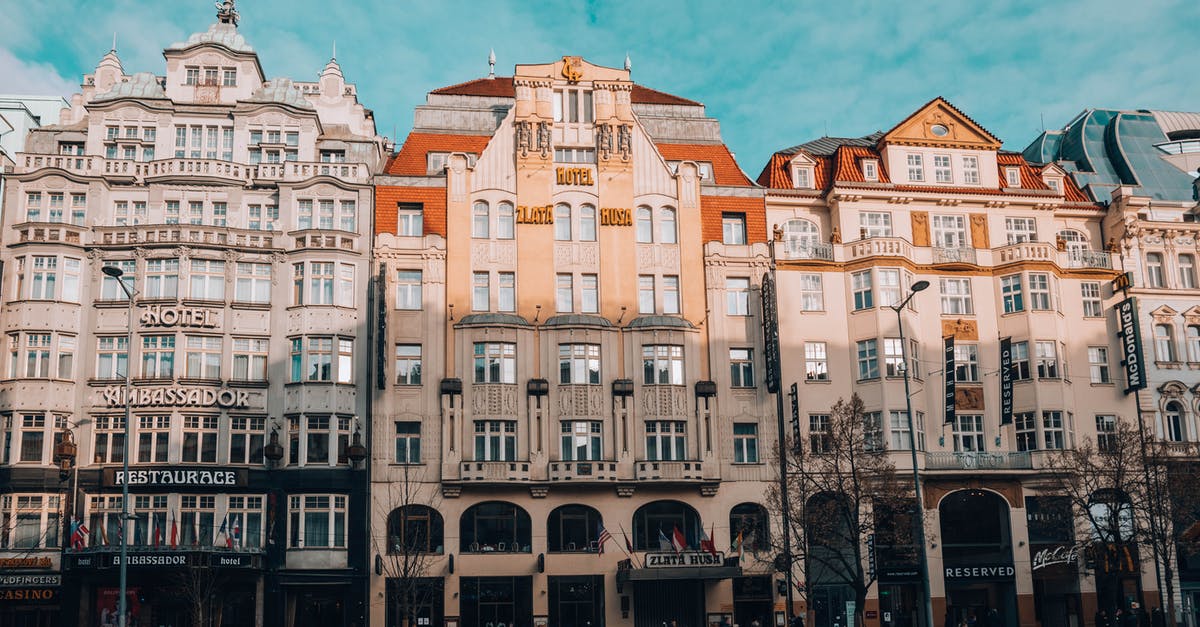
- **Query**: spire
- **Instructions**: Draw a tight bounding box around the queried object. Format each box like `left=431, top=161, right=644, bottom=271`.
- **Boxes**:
left=332, top=40, right=337, bottom=60
left=624, top=52, right=631, bottom=73
left=111, top=32, right=117, bottom=52
left=488, top=49, right=496, bottom=79
left=215, top=0, right=240, bottom=26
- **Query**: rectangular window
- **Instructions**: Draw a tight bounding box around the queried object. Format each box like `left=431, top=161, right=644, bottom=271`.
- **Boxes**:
left=234, top=262, right=271, bottom=303
left=137, top=415, right=170, bottom=463
left=931, top=214, right=967, bottom=248
left=498, top=272, right=515, bottom=312
left=339, top=200, right=356, bottom=232
left=57, top=335, right=75, bottom=379
left=645, top=420, right=686, bottom=461
left=906, top=154, right=924, bottom=182
left=140, top=335, right=175, bottom=379
left=474, top=342, right=516, bottom=384
left=289, top=495, right=346, bottom=548
left=181, top=416, right=218, bottom=463
left=729, top=348, right=754, bottom=388
left=1001, top=275, right=1024, bottom=313
left=556, top=273, right=573, bottom=313
left=559, top=344, right=601, bottom=385
left=1005, top=217, right=1037, bottom=244
left=395, top=422, right=421, bottom=464
left=25, top=192, right=42, bottom=222
left=1081, top=282, right=1102, bottom=317
left=472, top=202, right=490, bottom=238
left=474, top=272, right=491, bottom=311
left=189, top=259, right=225, bottom=301
left=71, top=194, right=86, bottom=225
left=852, top=271, right=873, bottom=310
left=662, top=276, right=680, bottom=315
left=30, top=256, right=57, bottom=300
left=305, top=416, right=330, bottom=463
left=232, top=338, right=268, bottom=381
left=1011, top=341, right=1031, bottom=380
left=336, top=339, right=353, bottom=384
left=185, top=336, right=222, bottom=379
left=877, top=269, right=901, bottom=307
left=933, top=155, right=952, bottom=183
left=560, top=420, right=602, bottom=461
left=144, top=259, right=179, bottom=299
left=954, top=344, right=979, bottom=382
left=211, top=202, right=227, bottom=227
left=1096, top=415, right=1117, bottom=452
left=554, top=205, right=571, bottom=241
left=726, top=277, right=750, bottom=316
left=297, top=199, right=313, bottom=230
left=22, top=334, right=51, bottom=378
left=303, top=338, right=333, bottom=382
left=396, top=270, right=422, bottom=310
left=860, top=212, right=893, bottom=238
left=317, top=200, right=335, bottom=229
left=580, top=274, right=598, bottom=313
left=1035, top=341, right=1058, bottom=379
left=642, top=345, right=684, bottom=385
left=1088, top=346, right=1110, bottom=384
left=1028, top=273, right=1052, bottom=310
left=722, top=213, right=747, bottom=245
left=883, top=338, right=905, bottom=377
left=799, top=274, right=823, bottom=311
left=940, top=278, right=973, bottom=315
left=862, top=411, right=883, bottom=452
left=1043, top=411, right=1065, bottom=450
left=165, top=200, right=180, bottom=224
left=862, top=160, right=878, bottom=182
left=809, top=414, right=832, bottom=453
left=857, top=339, right=879, bottom=380
left=805, top=342, right=828, bottom=381
left=952, top=415, right=985, bottom=452
left=474, top=421, right=517, bottom=461
left=889, top=410, right=923, bottom=451
left=638, top=275, right=655, bottom=314
left=733, top=423, right=759, bottom=463
left=188, top=201, right=203, bottom=225
left=96, top=336, right=129, bottom=379
left=92, top=417, right=125, bottom=464
left=962, top=156, right=980, bottom=184
left=397, top=203, right=423, bottom=236
left=1005, top=167, right=1022, bottom=187
left=395, top=345, right=422, bottom=385
left=227, top=495, right=263, bottom=548
left=18, top=414, right=45, bottom=462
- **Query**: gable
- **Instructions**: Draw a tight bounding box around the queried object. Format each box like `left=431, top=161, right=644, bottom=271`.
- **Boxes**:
left=881, top=97, right=1002, bottom=150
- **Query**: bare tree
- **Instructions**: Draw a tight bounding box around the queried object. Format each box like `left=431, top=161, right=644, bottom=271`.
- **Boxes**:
left=1046, top=419, right=1200, bottom=627
left=372, top=463, right=443, bottom=627
left=168, top=560, right=244, bottom=627
left=766, top=394, right=915, bottom=626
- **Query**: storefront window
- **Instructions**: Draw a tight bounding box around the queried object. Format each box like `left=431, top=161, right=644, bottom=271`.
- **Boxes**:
left=460, top=502, right=531, bottom=553
left=547, top=505, right=602, bottom=553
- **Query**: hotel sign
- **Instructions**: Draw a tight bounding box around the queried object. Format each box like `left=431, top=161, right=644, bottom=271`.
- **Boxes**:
left=556, top=167, right=595, bottom=186
left=104, top=467, right=246, bottom=488
left=140, top=305, right=218, bottom=329
left=600, top=207, right=633, bottom=226
left=1115, top=297, right=1147, bottom=394
left=516, top=205, right=554, bottom=225
left=999, top=337, right=1014, bottom=425
left=100, top=386, right=250, bottom=409
left=645, top=551, right=726, bottom=568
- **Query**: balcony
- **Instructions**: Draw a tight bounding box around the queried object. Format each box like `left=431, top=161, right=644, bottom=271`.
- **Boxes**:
left=634, top=460, right=705, bottom=482
left=995, top=241, right=1055, bottom=264
left=92, top=225, right=278, bottom=250
left=932, top=246, right=977, bottom=265
left=1154, top=441, right=1200, bottom=458
left=14, top=222, right=87, bottom=245
left=846, top=237, right=912, bottom=261
left=925, top=451, right=1032, bottom=471
left=1066, top=250, right=1113, bottom=270
left=16, top=153, right=371, bottom=185
left=548, top=460, right=619, bottom=482
left=459, top=461, right=531, bottom=482
left=777, top=240, right=834, bottom=261
left=292, top=231, right=359, bottom=252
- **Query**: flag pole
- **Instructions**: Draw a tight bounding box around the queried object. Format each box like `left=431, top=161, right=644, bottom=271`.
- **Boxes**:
left=617, top=523, right=641, bottom=568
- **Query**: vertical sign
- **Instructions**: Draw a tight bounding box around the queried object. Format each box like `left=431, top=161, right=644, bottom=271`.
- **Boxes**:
left=943, top=336, right=956, bottom=424
left=867, top=533, right=876, bottom=579
left=761, top=273, right=781, bottom=394
left=1116, top=297, right=1147, bottom=394
left=789, top=383, right=800, bottom=453
left=375, top=265, right=387, bottom=390
left=999, top=337, right=1014, bottom=425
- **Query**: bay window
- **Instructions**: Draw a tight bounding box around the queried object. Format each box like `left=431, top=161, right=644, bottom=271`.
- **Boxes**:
left=474, top=342, right=516, bottom=384
left=475, top=420, right=517, bottom=461
left=561, top=421, right=601, bottom=461
left=289, top=495, right=347, bottom=548
left=559, top=344, right=600, bottom=385
left=642, top=345, right=683, bottom=385
left=645, top=421, right=686, bottom=461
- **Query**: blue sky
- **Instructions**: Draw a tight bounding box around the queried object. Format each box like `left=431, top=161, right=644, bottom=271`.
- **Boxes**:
left=1, top=0, right=1195, bottom=173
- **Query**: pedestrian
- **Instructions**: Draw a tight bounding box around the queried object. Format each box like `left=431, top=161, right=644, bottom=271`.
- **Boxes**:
left=1096, top=608, right=1110, bottom=627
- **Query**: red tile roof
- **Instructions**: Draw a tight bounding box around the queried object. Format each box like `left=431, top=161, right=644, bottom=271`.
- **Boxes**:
left=833, top=146, right=891, bottom=183
left=997, top=152, right=1051, bottom=191
left=700, top=196, right=767, bottom=244
left=431, top=77, right=701, bottom=106
left=375, top=186, right=447, bottom=237
left=385, top=132, right=493, bottom=176
left=656, top=143, right=753, bottom=187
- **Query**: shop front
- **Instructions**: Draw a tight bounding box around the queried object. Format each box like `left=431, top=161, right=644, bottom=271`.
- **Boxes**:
left=617, top=552, right=741, bottom=627
left=1026, top=496, right=1082, bottom=627
left=732, top=576, right=773, bottom=627
left=938, top=490, right=1017, bottom=627
left=0, top=564, right=61, bottom=627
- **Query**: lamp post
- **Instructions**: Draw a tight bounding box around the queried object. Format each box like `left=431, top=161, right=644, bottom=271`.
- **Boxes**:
left=101, top=265, right=136, bottom=627
left=889, top=279, right=933, bottom=627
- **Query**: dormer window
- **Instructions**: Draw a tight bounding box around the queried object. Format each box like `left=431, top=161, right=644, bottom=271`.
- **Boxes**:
left=185, top=67, right=199, bottom=86
left=1046, top=178, right=1061, bottom=192
left=427, top=152, right=449, bottom=174
left=1004, top=167, right=1021, bottom=188
left=862, top=160, right=879, bottom=182
left=697, top=162, right=713, bottom=181
left=793, top=166, right=814, bottom=189
left=222, top=69, right=237, bottom=87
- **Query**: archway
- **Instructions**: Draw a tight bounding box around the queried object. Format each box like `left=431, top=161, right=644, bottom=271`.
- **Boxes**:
left=938, top=489, right=1017, bottom=627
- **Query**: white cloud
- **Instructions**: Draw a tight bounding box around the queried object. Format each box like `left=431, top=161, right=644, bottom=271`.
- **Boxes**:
left=0, top=47, right=75, bottom=98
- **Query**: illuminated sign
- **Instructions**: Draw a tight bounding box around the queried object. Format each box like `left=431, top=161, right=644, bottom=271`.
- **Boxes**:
left=556, top=167, right=595, bottom=186
left=1031, top=545, right=1079, bottom=571
left=600, top=207, right=632, bottom=226
left=140, top=305, right=218, bottom=329
left=1112, top=271, right=1133, bottom=293
left=0, top=558, right=52, bottom=569
left=1116, top=297, right=1147, bottom=394
left=105, top=467, right=246, bottom=488
left=100, top=386, right=250, bottom=409
left=516, top=205, right=554, bottom=225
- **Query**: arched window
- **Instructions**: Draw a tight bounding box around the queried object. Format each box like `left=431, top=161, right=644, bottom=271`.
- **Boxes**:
left=636, top=207, right=653, bottom=243
left=729, top=503, right=768, bottom=552
left=579, top=204, right=597, bottom=242
left=460, top=501, right=531, bottom=553
left=554, top=203, right=572, bottom=241
left=1188, top=325, right=1200, bottom=362
left=938, top=489, right=1012, bottom=563
left=497, top=202, right=515, bottom=239
left=387, top=505, right=444, bottom=554
left=1155, top=324, right=1176, bottom=362
left=1165, top=401, right=1185, bottom=442
left=1146, top=252, right=1164, bottom=288
left=547, top=504, right=602, bottom=552
left=1180, top=254, right=1197, bottom=289
left=632, top=500, right=700, bottom=550
left=783, top=218, right=820, bottom=249
left=472, top=201, right=489, bottom=238
left=1057, top=229, right=1088, bottom=261
left=659, top=208, right=677, bottom=244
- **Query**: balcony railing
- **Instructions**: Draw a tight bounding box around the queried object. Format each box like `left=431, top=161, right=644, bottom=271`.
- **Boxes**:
left=1066, top=250, right=1113, bottom=269
left=16, top=153, right=371, bottom=184
left=634, top=460, right=705, bottom=481
left=846, top=237, right=912, bottom=261
left=933, top=246, right=977, bottom=265
left=548, top=460, right=619, bottom=482
left=925, top=451, right=1032, bottom=470
left=995, top=241, right=1056, bottom=264
left=92, top=225, right=278, bottom=250
left=460, top=461, right=530, bottom=482
left=777, top=240, right=834, bottom=261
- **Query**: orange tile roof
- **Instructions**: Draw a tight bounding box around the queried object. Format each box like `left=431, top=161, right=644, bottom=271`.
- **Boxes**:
left=997, top=152, right=1051, bottom=191
left=755, top=152, right=834, bottom=189
left=375, top=186, right=447, bottom=237
left=1057, top=169, right=1091, bottom=203
left=385, top=132, right=493, bottom=176
left=700, top=196, right=767, bottom=244
left=655, top=143, right=753, bottom=187
left=431, top=77, right=702, bottom=106
left=833, top=146, right=891, bottom=183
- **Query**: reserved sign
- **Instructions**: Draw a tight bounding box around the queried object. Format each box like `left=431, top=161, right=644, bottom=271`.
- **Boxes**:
left=944, top=565, right=1014, bottom=580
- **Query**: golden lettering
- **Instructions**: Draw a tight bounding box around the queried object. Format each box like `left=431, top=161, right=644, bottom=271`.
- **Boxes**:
left=600, top=207, right=633, bottom=227
left=516, top=205, right=554, bottom=225
left=555, top=167, right=594, bottom=186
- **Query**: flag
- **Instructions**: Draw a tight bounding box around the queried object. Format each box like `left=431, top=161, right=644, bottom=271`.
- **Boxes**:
left=169, top=512, right=178, bottom=548
left=192, top=514, right=200, bottom=546
left=70, top=518, right=89, bottom=550
left=657, top=528, right=673, bottom=551
left=700, top=524, right=717, bottom=557
left=216, top=515, right=230, bottom=548
left=231, top=517, right=241, bottom=549
left=99, top=521, right=110, bottom=547
left=671, top=525, right=686, bottom=553
left=734, top=529, right=744, bottom=562
left=153, top=519, right=162, bottom=547
left=623, top=528, right=634, bottom=554
left=597, top=523, right=612, bottom=556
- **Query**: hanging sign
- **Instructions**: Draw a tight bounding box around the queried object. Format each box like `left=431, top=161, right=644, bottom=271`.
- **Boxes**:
left=943, top=336, right=956, bottom=424
left=999, top=337, right=1014, bottom=425
left=1115, top=297, right=1147, bottom=394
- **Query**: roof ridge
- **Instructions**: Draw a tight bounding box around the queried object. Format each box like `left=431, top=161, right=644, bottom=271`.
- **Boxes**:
left=430, top=76, right=512, bottom=94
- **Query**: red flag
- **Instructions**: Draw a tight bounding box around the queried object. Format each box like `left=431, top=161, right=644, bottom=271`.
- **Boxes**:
left=671, top=525, right=686, bottom=552
left=170, top=512, right=178, bottom=548
left=623, top=529, right=634, bottom=554
left=700, top=524, right=717, bottom=557
left=153, top=520, right=162, bottom=547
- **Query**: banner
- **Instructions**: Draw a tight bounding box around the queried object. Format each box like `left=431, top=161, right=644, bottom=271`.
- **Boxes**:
left=789, top=383, right=800, bottom=453
left=761, top=273, right=781, bottom=394
left=1000, top=337, right=1014, bottom=425
left=1115, top=298, right=1147, bottom=394
left=943, top=336, right=955, bottom=424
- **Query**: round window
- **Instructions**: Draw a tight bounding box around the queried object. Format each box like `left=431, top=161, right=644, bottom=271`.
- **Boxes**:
left=930, top=124, right=950, bottom=137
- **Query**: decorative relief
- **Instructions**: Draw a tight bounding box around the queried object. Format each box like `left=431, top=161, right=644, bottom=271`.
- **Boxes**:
left=516, top=121, right=533, bottom=158
left=617, top=125, right=632, bottom=161
left=557, top=385, right=604, bottom=417
left=537, top=122, right=552, bottom=158
left=473, top=241, right=517, bottom=268
left=554, top=242, right=599, bottom=269
left=597, top=124, right=613, bottom=161
left=969, top=214, right=989, bottom=249
left=956, top=387, right=984, bottom=410
left=472, top=384, right=518, bottom=416
left=941, top=318, right=978, bottom=341
left=911, top=212, right=930, bottom=247
left=640, top=386, right=687, bottom=419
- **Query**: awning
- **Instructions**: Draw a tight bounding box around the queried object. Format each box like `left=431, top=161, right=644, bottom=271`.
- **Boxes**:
left=619, top=566, right=742, bottom=582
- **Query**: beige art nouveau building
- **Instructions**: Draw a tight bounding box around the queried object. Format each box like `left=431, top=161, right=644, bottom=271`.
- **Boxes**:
left=0, top=3, right=383, bottom=626
left=371, top=56, right=780, bottom=627
left=758, top=98, right=1146, bottom=627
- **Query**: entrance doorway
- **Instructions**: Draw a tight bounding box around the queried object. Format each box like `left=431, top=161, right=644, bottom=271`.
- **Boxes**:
left=733, top=577, right=773, bottom=627
left=810, top=585, right=853, bottom=627
left=549, top=576, right=603, bottom=627
left=633, top=580, right=704, bottom=627
left=878, top=584, right=918, bottom=627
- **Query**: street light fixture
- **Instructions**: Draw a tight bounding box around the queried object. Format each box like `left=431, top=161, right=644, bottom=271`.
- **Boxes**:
left=102, top=265, right=136, bottom=627
left=889, top=279, right=933, bottom=627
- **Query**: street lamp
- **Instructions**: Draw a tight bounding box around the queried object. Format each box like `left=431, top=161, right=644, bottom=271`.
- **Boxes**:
left=889, top=279, right=933, bottom=627
left=101, top=265, right=136, bottom=627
